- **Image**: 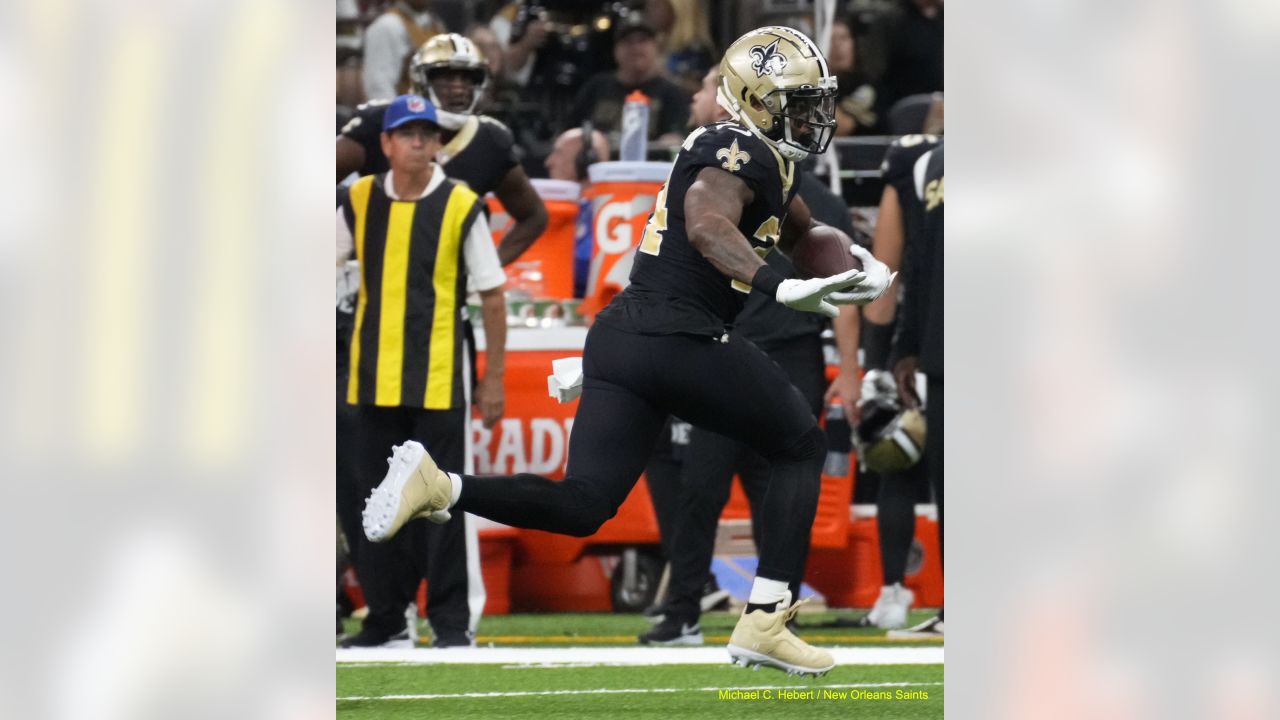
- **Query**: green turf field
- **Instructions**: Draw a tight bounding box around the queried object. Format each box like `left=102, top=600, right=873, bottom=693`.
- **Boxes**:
left=338, top=611, right=943, bottom=718
left=337, top=663, right=943, bottom=719
left=340, top=609, right=943, bottom=647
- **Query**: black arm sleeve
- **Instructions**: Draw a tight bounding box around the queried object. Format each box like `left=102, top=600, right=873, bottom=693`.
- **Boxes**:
left=862, top=318, right=895, bottom=370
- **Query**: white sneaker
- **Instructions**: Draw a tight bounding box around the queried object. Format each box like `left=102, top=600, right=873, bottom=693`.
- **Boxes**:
left=887, top=615, right=943, bottom=639
left=405, top=602, right=420, bottom=644
left=727, top=598, right=834, bottom=676
left=363, top=441, right=454, bottom=543
left=866, top=583, right=915, bottom=630
left=638, top=616, right=704, bottom=646
left=701, top=587, right=731, bottom=613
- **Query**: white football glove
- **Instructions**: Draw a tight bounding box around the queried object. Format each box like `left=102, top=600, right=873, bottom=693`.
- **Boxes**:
left=827, top=244, right=896, bottom=305
left=775, top=267, right=867, bottom=319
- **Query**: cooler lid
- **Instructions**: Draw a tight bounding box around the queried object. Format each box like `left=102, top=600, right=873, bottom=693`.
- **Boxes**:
left=529, top=178, right=582, bottom=201
left=587, top=161, right=672, bottom=184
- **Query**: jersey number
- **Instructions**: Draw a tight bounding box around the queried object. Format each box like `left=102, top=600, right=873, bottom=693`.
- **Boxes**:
left=729, top=216, right=781, bottom=293
left=640, top=127, right=711, bottom=256
left=638, top=184, right=670, bottom=256
left=924, top=177, right=944, bottom=211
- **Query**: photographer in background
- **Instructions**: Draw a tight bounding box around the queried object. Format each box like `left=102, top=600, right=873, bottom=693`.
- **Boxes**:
left=490, top=1, right=624, bottom=137
left=362, top=0, right=448, bottom=101
left=566, top=14, right=689, bottom=146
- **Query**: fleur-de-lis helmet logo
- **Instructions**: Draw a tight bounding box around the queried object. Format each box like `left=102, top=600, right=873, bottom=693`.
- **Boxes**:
left=749, top=39, right=788, bottom=78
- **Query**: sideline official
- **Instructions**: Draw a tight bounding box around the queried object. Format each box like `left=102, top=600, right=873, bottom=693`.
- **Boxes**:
left=338, top=94, right=507, bottom=648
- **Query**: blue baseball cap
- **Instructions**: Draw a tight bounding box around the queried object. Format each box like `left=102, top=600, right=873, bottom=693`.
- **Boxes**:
left=382, top=94, right=440, bottom=132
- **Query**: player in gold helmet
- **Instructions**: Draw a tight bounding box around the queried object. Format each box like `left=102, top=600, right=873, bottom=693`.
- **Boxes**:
left=717, top=26, right=839, bottom=161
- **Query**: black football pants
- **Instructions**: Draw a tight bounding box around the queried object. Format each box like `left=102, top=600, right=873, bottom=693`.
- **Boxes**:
left=663, top=335, right=827, bottom=622
left=457, top=321, right=826, bottom=584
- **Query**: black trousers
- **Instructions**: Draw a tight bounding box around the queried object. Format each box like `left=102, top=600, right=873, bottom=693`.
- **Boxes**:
left=337, top=309, right=363, bottom=612
left=337, top=310, right=358, bottom=548
left=457, top=321, right=826, bottom=583
left=664, top=336, right=827, bottom=621
left=336, top=400, right=364, bottom=600
left=349, top=404, right=481, bottom=640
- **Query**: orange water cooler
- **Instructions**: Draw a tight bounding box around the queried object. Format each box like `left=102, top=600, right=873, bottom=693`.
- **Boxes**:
left=487, top=178, right=581, bottom=299
left=804, top=505, right=944, bottom=609
left=579, top=161, right=671, bottom=317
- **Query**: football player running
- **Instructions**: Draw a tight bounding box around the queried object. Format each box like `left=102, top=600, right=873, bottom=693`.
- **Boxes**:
left=361, top=26, right=893, bottom=676
left=337, top=33, right=547, bottom=264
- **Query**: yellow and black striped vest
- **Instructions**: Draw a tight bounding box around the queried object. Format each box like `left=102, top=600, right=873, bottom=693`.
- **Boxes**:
left=345, top=173, right=483, bottom=409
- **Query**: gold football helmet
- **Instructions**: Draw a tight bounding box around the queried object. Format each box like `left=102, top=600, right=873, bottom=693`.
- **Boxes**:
left=854, top=401, right=927, bottom=473
left=717, top=26, right=838, bottom=160
left=409, top=33, right=490, bottom=116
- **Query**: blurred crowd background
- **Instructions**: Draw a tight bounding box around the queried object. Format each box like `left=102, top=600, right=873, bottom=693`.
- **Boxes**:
left=337, top=0, right=942, bottom=204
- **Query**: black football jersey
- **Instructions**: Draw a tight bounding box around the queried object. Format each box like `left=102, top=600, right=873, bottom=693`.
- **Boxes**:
left=918, top=145, right=943, bottom=233
left=340, top=100, right=519, bottom=196
left=597, top=122, right=799, bottom=337
left=918, top=144, right=943, bottom=375
left=899, top=144, right=943, bottom=376
left=880, top=134, right=940, bottom=242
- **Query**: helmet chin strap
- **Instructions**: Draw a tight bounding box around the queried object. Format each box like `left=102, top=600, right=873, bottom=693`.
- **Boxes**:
left=434, top=109, right=469, bottom=131
left=716, top=84, right=811, bottom=162
left=775, top=140, right=810, bottom=162
left=424, top=87, right=474, bottom=131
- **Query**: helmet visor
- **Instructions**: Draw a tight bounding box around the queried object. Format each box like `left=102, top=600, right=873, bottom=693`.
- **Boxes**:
left=416, top=65, right=488, bottom=114
left=779, top=89, right=836, bottom=155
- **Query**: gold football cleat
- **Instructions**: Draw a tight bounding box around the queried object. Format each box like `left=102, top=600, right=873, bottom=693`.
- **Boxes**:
left=362, top=441, right=454, bottom=543
left=726, top=598, right=835, bottom=676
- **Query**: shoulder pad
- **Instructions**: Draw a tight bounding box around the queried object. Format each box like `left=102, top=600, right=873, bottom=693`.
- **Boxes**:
left=687, top=123, right=775, bottom=174
left=881, top=134, right=940, bottom=180
left=341, top=102, right=389, bottom=138
left=340, top=114, right=363, bottom=136
left=478, top=115, right=513, bottom=136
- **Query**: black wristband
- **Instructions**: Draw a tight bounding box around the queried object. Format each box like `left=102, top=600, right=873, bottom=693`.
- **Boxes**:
left=752, top=264, right=785, bottom=298
left=862, top=318, right=895, bottom=370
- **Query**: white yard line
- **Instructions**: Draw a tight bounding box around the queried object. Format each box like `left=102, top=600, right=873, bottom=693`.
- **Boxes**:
left=338, top=681, right=944, bottom=702
left=337, top=646, right=943, bottom=666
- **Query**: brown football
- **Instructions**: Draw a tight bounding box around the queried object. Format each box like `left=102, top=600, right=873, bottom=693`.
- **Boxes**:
left=790, top=225, right=863, bottom=279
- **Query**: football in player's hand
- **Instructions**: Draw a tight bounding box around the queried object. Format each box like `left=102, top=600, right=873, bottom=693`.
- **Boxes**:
left=791, top=225, right=863, bottom=279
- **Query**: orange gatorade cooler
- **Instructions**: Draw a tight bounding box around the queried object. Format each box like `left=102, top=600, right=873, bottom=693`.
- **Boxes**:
left=487, top=178, right=580, bottom=299
left=579, top=161, right=671, bottom=317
